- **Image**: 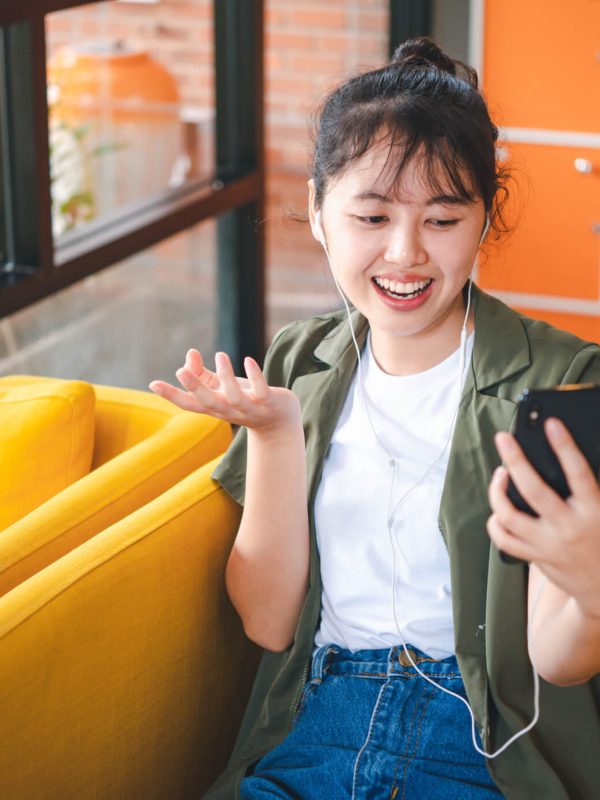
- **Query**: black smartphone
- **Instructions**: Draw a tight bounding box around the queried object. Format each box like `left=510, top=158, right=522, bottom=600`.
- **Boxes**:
left=501, top=383, right=600, bottom=564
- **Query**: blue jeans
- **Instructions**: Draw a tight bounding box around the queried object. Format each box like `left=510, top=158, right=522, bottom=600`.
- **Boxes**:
left=240, top=644, right=503, bottom=799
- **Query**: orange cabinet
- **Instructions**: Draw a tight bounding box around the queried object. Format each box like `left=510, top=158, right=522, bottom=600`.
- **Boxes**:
left=481, top=0, right=600, bottom=341
left=479, top=142, right=600, bottom=299
left=484, top=0, right=600, bottom=133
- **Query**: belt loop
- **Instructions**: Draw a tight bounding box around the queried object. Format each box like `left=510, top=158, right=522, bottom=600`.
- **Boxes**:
left=387, top=646, right=397, bottom=677
left=310, top=645, right=333, bottom=681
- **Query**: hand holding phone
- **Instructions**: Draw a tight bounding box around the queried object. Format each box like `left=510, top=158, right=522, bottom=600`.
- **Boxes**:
left=501, top=384, right=600, bottom=563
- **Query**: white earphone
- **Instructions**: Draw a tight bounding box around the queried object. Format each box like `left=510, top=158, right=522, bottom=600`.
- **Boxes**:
left=480, top=214, right=490, bottom=245
left=312, top=202, right=542, bottom=759
left=314, top=209, right=326, bottom=248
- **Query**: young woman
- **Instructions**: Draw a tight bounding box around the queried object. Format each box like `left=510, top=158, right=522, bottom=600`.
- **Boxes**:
left=150, top=38, right=600, bottom=799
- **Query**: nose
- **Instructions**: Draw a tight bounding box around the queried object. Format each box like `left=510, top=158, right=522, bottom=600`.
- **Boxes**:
left=383, top=222, right=427, bottom=267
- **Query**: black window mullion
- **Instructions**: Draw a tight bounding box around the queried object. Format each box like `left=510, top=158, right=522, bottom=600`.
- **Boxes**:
left=31, top=16, right=54, bottom=274
left=214, top=0, right=265, bottom=371
left=0, top=39, right=15, bottom=272
left=0, top=138, right=7, bottom=266
left=0, top=19, right=53, bottom=277
left=389, top=0, right=433, bottom=56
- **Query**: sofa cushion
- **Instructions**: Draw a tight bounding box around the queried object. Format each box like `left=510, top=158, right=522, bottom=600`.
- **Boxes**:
left=0, top=378, right=95, bottom=530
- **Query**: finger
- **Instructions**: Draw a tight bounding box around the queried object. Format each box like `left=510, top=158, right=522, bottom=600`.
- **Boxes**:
left=185, top=349, right=220, bottom=390
left=175, top=366, right=200, bottom=393
left=486, top=513, right=536, bottom=563
left=187, top=348, right=204, bottom=374
left=174, top=366, right=219, bottom=410
left=148, top=380, right=205, bottom=413
left=544, top=417, right=598, bottom=499
left=495, top=431, right=565, bottom=518
left=488, top=466, right=539, bottom=538
left=215, top=352, right=243, bottom=405
left=149, top=380, right=170, bottom=397
left=244, top=356, right=269, bottom=401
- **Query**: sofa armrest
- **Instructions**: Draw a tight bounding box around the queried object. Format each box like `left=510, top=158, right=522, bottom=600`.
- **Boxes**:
left=0, top=455, right=260, bottom=799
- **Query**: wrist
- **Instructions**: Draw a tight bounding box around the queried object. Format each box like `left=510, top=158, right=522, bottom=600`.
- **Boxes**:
left=247, top=397, right=303, bottom=441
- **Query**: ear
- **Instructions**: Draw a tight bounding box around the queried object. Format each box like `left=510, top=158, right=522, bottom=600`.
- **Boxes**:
left=307, top=179, right=322, bottom=244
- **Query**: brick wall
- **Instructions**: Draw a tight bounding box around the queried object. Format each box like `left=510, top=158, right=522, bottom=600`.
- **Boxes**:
left=265, top=0, right=388, bottom=174
left=264, top=0, right=388, bottom=269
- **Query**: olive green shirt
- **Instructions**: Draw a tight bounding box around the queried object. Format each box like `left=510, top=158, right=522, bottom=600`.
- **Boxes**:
left=207, top=285, right=600, bottom=800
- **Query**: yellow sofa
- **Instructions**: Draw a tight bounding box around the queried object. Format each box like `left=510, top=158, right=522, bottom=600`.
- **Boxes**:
left=0, top=454, right=261, bottom=799
left=0, top=376, right=232, bottom=596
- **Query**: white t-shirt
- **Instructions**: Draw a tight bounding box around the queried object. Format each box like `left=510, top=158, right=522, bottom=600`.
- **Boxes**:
left=313, top=331, right=475, bottom=659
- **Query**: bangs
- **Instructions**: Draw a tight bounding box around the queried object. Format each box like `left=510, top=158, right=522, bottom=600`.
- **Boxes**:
left=311, top=41, right=508, bottom=232
left=376, top=132, right=478, bottom=204
left=315, top=93, right=491, bottom=206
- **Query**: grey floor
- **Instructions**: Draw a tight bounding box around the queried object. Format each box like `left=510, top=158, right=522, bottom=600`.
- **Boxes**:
left=0, top=220, right=340, bottom=391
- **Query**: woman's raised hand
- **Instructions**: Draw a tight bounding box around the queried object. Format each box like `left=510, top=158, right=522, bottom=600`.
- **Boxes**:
left=488, top=418, right=600, bottom=618
left=149, top=349, right=301, bottom=432
left=488, top=417, right=600, bottom=685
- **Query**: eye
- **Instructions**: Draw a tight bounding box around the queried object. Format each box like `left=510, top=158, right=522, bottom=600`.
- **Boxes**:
left=357, top=215, right=387, bottom=225
left=429, top=218, right=459, bottom=228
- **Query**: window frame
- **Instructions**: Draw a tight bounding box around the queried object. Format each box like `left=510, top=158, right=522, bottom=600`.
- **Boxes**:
left=0, top=0, right=265, bottom=367
left=389, top=0, right=432, bottom=56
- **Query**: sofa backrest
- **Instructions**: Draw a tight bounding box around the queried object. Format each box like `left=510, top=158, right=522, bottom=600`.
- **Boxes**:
left=92, top=384, right=187, bottom=468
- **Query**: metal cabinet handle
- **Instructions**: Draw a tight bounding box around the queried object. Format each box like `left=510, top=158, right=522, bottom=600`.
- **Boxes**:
left=574, top=158, right=593, bottom=174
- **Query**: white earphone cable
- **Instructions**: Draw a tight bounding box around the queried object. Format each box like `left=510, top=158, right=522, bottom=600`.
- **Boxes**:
left=315, top=210, right=542, bottom=758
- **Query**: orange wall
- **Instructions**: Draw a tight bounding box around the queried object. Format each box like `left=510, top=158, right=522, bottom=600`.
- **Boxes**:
left=479, top=0, right=600, bottom=341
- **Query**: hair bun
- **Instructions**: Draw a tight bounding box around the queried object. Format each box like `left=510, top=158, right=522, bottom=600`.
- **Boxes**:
left=391, top=36, right=456, bottom=75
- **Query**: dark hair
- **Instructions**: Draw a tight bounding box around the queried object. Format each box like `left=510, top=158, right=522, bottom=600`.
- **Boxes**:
left=311, top=37, right=510, bottom=236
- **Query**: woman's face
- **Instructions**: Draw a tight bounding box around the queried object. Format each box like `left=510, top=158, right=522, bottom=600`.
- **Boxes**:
left=309, top=139, right=487, bottom=370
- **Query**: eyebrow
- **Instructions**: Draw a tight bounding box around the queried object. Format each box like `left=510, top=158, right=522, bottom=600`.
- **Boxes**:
left=352, top=191, right=471, bottom=206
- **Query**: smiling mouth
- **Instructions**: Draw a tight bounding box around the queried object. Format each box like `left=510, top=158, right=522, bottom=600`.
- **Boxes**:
left=372, top=276, right=433, bottom=300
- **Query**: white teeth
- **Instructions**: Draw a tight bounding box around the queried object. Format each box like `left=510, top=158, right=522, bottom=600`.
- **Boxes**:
left=374, top=277, right=431, bottom=296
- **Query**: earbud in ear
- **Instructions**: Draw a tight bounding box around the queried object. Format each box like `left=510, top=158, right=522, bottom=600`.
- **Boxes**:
left=480, top=215, right=490, bottom=245
left=314, top=209, right=327, bottom=248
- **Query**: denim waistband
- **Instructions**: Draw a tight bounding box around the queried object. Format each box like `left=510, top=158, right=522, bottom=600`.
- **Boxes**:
left=310, top=644, right=463, bottom=682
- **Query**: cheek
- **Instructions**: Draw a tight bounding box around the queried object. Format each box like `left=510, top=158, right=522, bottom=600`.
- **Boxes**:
left=322, top=235, right=358, bottom=283
left=330, top=228, right=380, bottom=265
left=431, top=237, right=479, bottom=278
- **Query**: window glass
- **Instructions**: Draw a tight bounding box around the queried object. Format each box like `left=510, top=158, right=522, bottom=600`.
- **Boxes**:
left=46, top=0, right=215, bottom=242
left=0, top=218, right=216, bottom=388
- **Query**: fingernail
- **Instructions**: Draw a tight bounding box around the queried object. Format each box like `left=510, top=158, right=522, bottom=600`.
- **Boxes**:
left=496, top=433, right=516, bottom=454
left=493, top=466, right=505, bottom=481
left=546, top=418, right=565, bottom=440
